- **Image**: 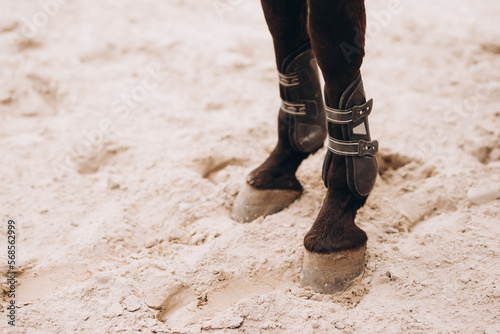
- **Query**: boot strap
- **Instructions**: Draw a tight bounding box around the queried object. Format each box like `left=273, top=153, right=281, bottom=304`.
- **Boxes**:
left=326, top=99, right=373, bottom=124
left=328, top=137, right=378, bottom=157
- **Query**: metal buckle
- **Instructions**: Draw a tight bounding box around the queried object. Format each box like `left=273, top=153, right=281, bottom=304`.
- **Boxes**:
left=351, top=99, right=373, bottom=123
left=281, top=100, right=307, bottom=116
left=278, top=73, right=300, bottom=87
left=358, top=139, right=378, bottom=157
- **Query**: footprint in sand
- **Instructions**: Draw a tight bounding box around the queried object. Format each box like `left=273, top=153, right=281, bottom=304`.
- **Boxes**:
left=155, top=275, right=292, bottom=330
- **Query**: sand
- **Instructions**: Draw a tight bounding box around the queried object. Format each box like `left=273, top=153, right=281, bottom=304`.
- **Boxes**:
left=1, top=0, right=499, bottom=333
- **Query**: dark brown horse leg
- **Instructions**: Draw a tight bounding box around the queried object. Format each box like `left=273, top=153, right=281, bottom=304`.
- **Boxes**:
left=233, top=0, right=327, bottom=222
left=301, top=0, right=378, bottom=293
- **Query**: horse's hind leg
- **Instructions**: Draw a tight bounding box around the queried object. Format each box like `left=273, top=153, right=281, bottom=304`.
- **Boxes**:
left=300, top=0, right=378, bottom=293
left=232, top=0, right=327, bottom=222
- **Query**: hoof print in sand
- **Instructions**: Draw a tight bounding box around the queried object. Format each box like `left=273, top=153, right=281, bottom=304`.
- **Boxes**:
left=190, top=154, right=247, bottom=183
left=155, top=284, right=195, bottom=323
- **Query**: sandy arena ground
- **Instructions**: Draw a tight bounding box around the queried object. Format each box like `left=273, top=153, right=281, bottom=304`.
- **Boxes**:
left=1, top=0, right=500, bottom=333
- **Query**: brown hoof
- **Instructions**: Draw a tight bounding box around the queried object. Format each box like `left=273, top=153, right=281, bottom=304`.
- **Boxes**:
left=232, top=182, right=301, bottom=223
left=300, top=244, right=366, bottom=294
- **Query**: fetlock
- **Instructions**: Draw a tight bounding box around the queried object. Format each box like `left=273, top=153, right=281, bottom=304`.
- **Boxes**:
left=304, top=161, right=368, bottom=253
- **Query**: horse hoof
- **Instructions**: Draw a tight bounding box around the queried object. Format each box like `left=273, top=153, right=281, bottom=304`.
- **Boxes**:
left=300, top=244, right=366, bottom=294
left=232, top=182, right=302, bottom=223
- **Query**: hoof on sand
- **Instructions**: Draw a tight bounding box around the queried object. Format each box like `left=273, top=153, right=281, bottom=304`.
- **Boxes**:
left=300, top=244, right=366, bottom=294
left=232, top=182, right=301, bottom=223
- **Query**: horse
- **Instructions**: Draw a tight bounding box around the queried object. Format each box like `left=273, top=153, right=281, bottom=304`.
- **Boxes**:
left=232, top=0, right=378, bottom=293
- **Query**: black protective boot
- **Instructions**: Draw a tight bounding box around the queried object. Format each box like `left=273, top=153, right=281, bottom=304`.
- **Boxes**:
left=322, top=72, right=378, bottom=198
left=278, top=41, right=327, bottom=154
left=233, top=42, right=327, bottom=222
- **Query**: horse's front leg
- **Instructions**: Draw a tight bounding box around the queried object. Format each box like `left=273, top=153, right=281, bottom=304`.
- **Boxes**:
left=233, top=0, right=327, bottom=222
left=301, top=0, right=378, bottom=293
